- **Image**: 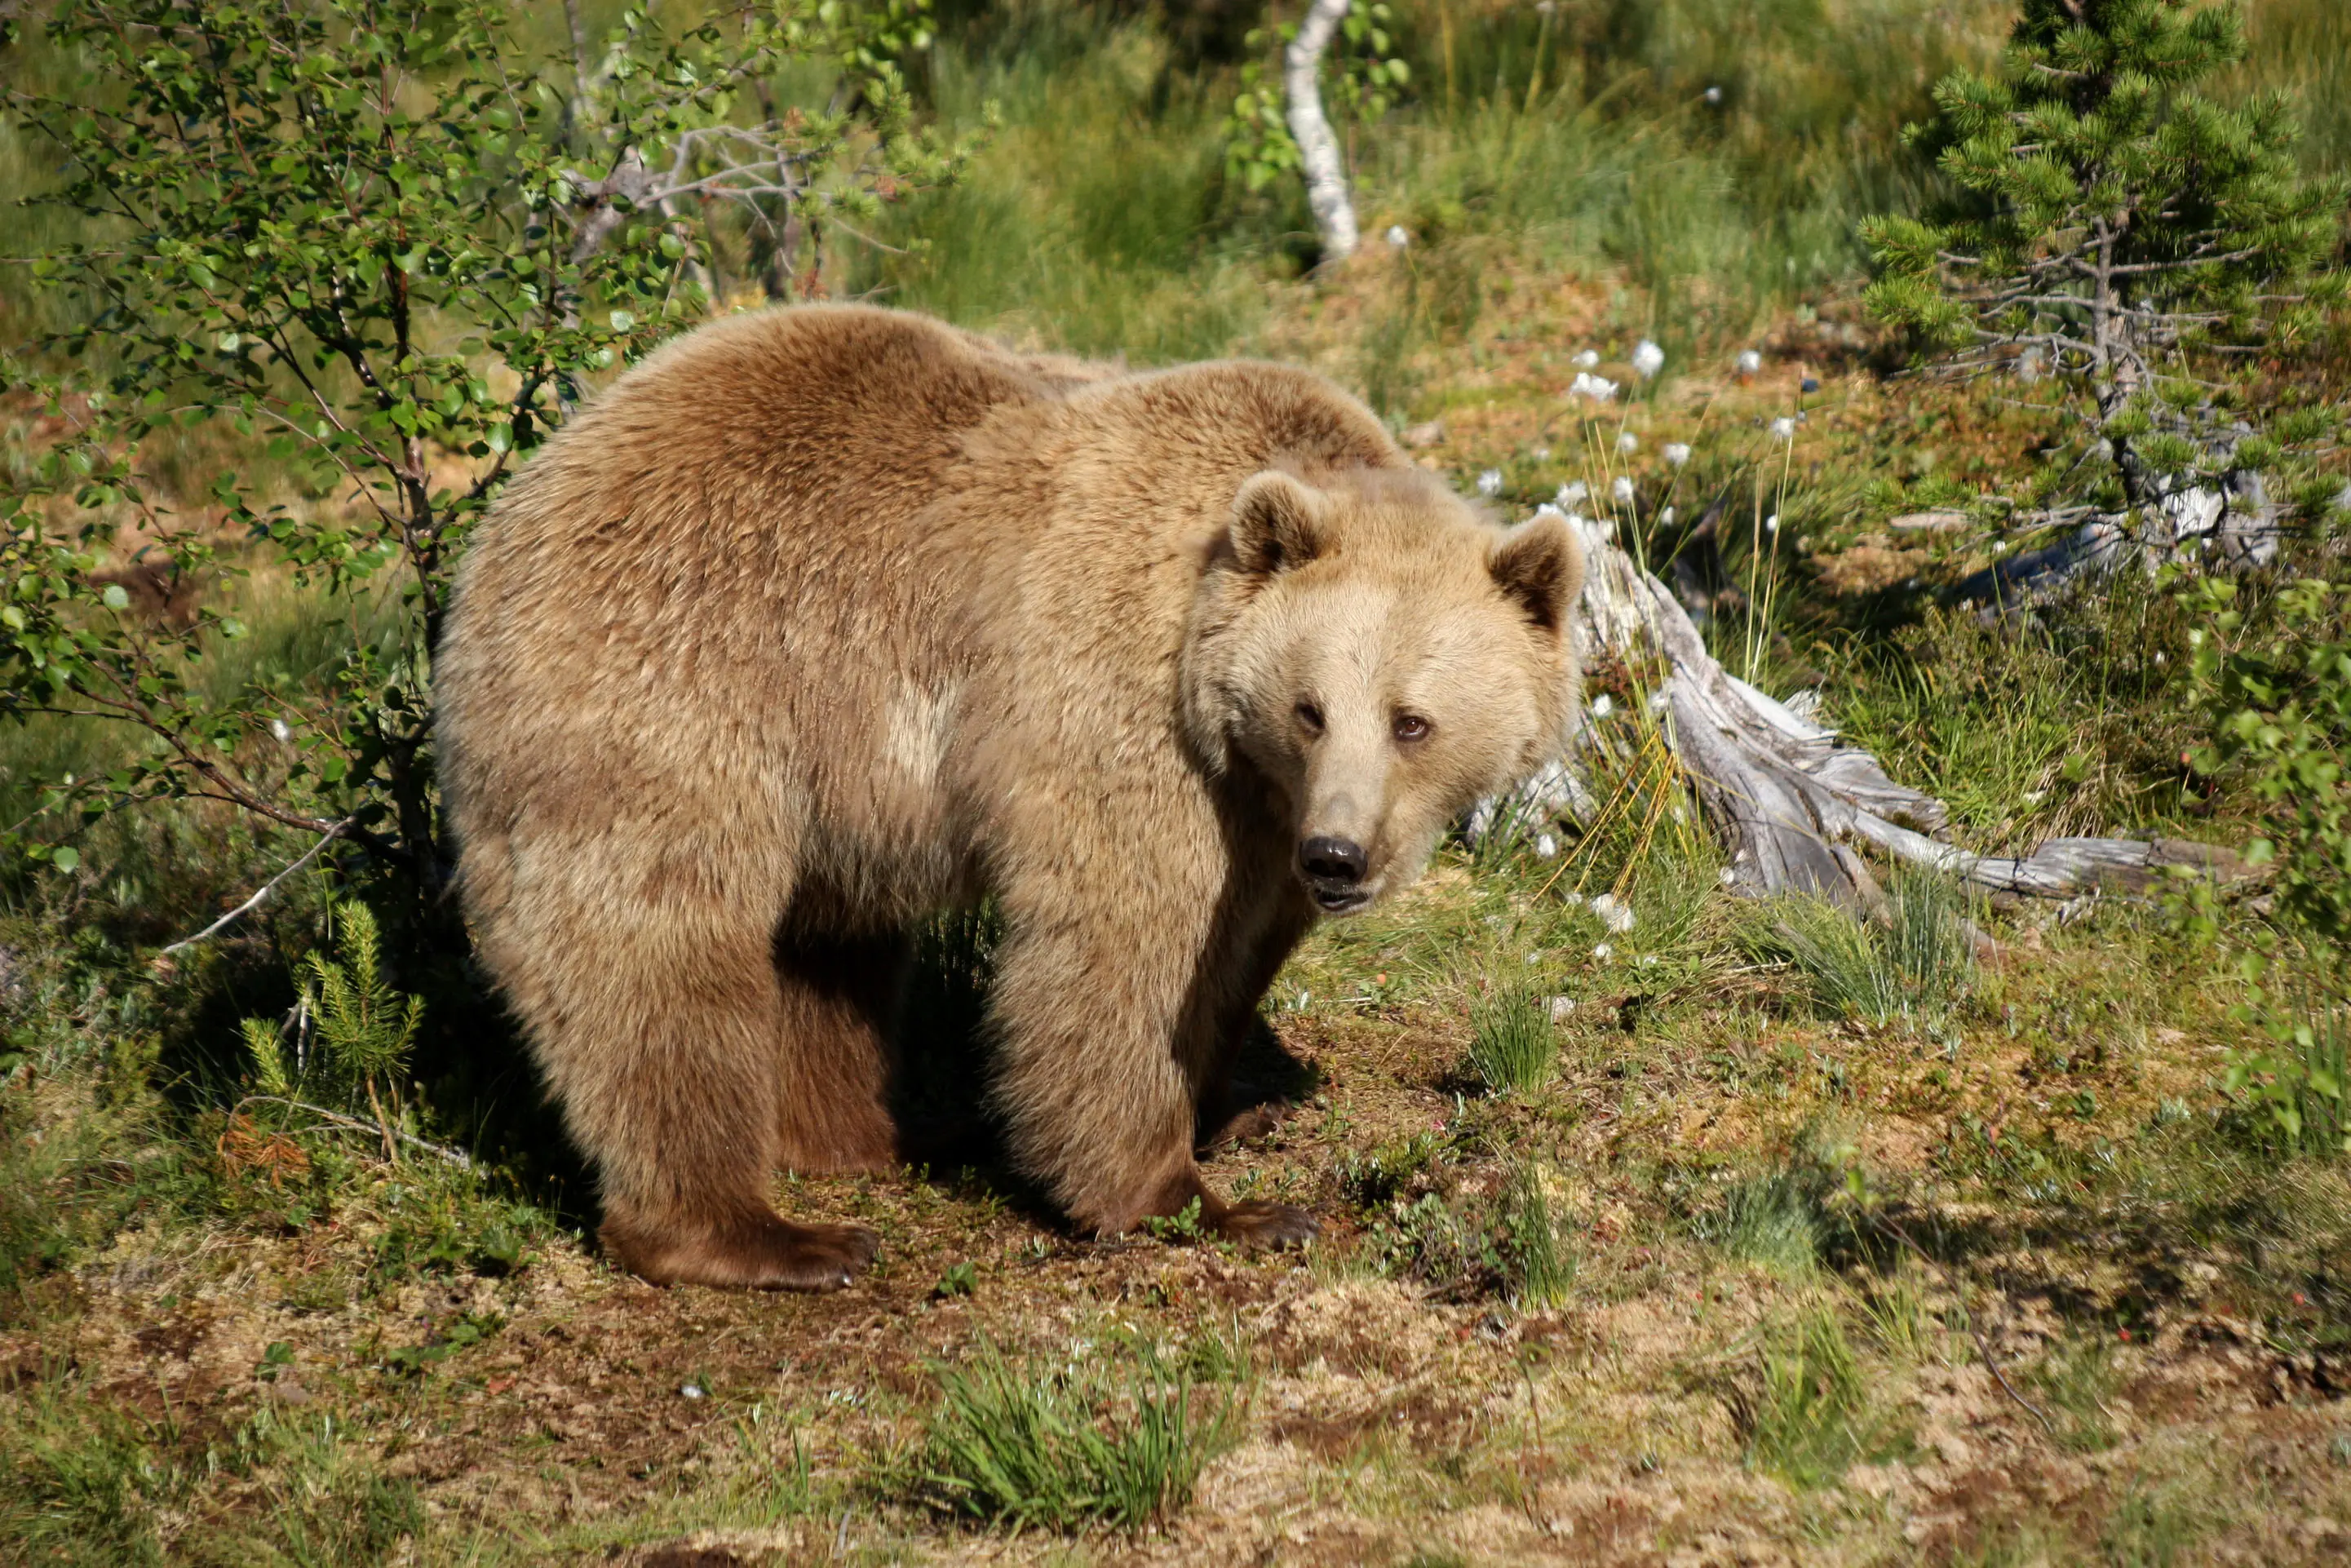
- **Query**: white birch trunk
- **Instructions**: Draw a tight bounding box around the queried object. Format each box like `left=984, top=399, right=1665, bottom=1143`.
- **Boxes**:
left=1284, top=0, right=1359, bottom=264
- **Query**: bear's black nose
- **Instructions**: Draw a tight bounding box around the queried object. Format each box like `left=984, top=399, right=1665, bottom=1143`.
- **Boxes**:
left=1299, top=836, right=1367, bottom=884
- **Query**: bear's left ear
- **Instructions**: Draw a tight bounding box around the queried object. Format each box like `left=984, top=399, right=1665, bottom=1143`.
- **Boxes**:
left=1489, top=512, right=1585, bottom=636
left=1228, top=471, right=1327, bottom=578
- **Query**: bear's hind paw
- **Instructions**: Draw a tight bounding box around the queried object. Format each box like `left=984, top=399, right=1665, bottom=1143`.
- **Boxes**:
left=603, top=1213, right=879, bottom=1291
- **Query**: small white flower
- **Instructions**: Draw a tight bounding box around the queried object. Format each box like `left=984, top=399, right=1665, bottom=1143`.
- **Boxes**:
left=1765, top=513, right=1780, bottom=534
left=270, top=718, right=292, bottom=744
left=1769, top=417, right=1796, bottom=441
left=1719, top=866, right=1738, bottom=885
left=1639, top=955, right=1659, bottom=968
left=1617, top=431, right=1639, bottom=455
left=1547, top=995, right=1576, bottom=1023
left=1385, top=224, right=1410, bottom=248
left=1532, top=446, right=1551, bottom=462
left=1589, top=693, right=1614, bottom=719
left=1532, top=502, right=1567, bottom=522
left=1589, top=893, right=1636, bottom=934
left=1703, top=85, right=1724, bottom=104
left=1556, top=481, right=1588, bottom=507
left=1632, top=339, right=1665, bottom=380
left=681, top=1384, right=705, bottom=1400
left=1569, top=372, right=1618, bottom=404
left=1992, top=538, right=2008, bottom=554
left=1477, top=468, right=1504, bottom=496
left=1663, top=441, right=1692, bottom=467
left=1592, top=942, right=1614, bottom=961
left=1737, top=349, right=1764, bottom=376
left=1659, top=506, right=1676, bottom=527
left=1613, top=476, right=1636, bottom=507
left=1572, top=349, right=1601, bottom=370
left=1534, top=832, right=1559, bottom=859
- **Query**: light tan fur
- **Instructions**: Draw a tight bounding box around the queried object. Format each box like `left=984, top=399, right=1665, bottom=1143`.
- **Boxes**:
left=436, top=305, right=1583, bottom=1290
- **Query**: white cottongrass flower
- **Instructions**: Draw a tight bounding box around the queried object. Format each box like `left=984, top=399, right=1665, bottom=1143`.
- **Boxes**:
left=269, top=718, right=292, bottom=743
left=1659, top=506, right=1676, bottom=527
left=1532, top=501, right=1567, bottom=522
left=1588, top=893, right=1636, bottom=934
left=1589, top=693, right=1614, bottom=719
left=1612, top=476, right=1636, bottom=507
left=1556, top=480, right=1587, bottom=507
left=1737, top=349, right=1763, bottom=375
left=1769, top=416, right=1796, bottom=441
left=1572, top=348, right=1601, bottom=369
left=1663, top=441, right=1691, bottom=467
left=681, top=1384, right=706, bottom=1400
left=1385, top=224, right=1410, bottom=248
left=1703, top=85, right=1724, bottom=104
left=1477, top=468, right=1504, bottom=496
left=1617, top=431, right=1639, bottom=455
left=1765, top=513, right=1780, bottom=534
left=1534, top=832, right=1559, bottom=860
left=1592, top=942, right=1614, bottom=961
left=1632, top=339, right=1665, bottom=379
left=1570, top=371, right=1618, bottom=404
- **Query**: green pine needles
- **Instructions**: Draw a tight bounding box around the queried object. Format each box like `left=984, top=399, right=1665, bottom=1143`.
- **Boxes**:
left=1864, top=0, right=2349, bottom=558
left=243, top=900, right=423, bottom=1163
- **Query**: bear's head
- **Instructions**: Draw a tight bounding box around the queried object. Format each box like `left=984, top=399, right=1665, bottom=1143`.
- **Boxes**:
left=1184, top=467, right=1584, bottom=915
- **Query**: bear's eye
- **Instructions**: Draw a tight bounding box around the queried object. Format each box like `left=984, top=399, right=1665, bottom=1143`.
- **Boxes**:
left=1392, top=713, right=1432, bottom=743
left=1295, top=701, right=1325, bottom=735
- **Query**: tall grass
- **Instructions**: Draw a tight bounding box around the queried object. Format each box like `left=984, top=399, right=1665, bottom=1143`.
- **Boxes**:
left=914, top=1336, right=1240, bottom=1533
left=1467, top=981, right=1556, bottom=1094
left=1747, top=867, right=1976, bottom=1028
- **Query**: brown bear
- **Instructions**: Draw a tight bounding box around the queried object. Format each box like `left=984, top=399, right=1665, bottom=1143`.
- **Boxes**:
left=436, top=305, right=1583, bottom=1291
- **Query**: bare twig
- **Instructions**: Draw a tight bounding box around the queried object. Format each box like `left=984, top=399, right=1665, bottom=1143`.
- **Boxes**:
left=160, top=820, right=352, bottom=954
left=232, top=1095, right=474, bottom=1169
left=1863, top=1207, right=2055, bottom=1436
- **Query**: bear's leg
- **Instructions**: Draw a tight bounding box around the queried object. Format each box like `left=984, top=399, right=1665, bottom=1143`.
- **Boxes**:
left=988, top=864, right=1317, bottom=1251
left=1195, top=894, right=1317, bottom=1154
left=771, top=928, right=905, bottom=1175
left=538, top=917, right=881, bottom=1291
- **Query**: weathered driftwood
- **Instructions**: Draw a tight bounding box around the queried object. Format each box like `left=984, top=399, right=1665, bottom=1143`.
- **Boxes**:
left=1478, top=514, right=2247, bottom=906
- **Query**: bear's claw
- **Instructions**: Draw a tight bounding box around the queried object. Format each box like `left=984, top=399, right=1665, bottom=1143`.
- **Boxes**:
left=601, top=1213, right=879, bottom=1291
left=1211, top=1200, right=1320, bottom=1250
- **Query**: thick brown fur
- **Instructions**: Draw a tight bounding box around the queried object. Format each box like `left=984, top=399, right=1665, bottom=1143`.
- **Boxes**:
left=436, top=305, right=1583, bottom=1290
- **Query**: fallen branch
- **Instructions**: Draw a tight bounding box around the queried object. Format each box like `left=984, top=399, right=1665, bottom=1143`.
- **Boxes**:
left=160, top=820, right=352, bottom=954
left=232, top=1094, right=475, bottom=1170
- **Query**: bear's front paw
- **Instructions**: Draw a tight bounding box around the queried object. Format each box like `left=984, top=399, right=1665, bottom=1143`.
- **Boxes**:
left=1210, top=1200, right=1319, bottom=1251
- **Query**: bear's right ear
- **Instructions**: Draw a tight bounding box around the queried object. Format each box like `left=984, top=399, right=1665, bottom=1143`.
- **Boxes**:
left=1228, top=471, right=1326, bottom=578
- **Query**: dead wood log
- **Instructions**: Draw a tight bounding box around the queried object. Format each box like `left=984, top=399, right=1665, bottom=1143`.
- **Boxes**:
left=1475, top=514, right=2249, bottom=906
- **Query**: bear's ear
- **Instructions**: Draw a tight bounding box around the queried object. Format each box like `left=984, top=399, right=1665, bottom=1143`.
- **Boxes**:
left=1228, top=471, right=1326, bottom=578
left=1489, top=512, right=1585, bottom=636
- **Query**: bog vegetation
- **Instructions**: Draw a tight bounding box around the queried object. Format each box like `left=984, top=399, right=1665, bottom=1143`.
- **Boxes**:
left=1, top=0, right=2348, bottom=1562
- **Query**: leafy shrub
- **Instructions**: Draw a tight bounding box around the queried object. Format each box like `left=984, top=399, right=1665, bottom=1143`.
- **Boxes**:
left=0, top=0, right=971, bottom=917
left=915, top=1337, right=1238, bottom=1533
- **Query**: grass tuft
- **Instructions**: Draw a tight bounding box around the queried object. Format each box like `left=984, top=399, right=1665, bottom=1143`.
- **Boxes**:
left=915, top=1337, right=1239, bottom=1534
left=1697, top=1170, right=1830, bottom=1277
left=1468, top=983, right=1557, bottom=1095
left=1747, top=868, right=1975, bottom=1028
left=1736, top=1307, right=1901, bottom=1488
left=1505, top=1160, right=1578, bottom=1309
